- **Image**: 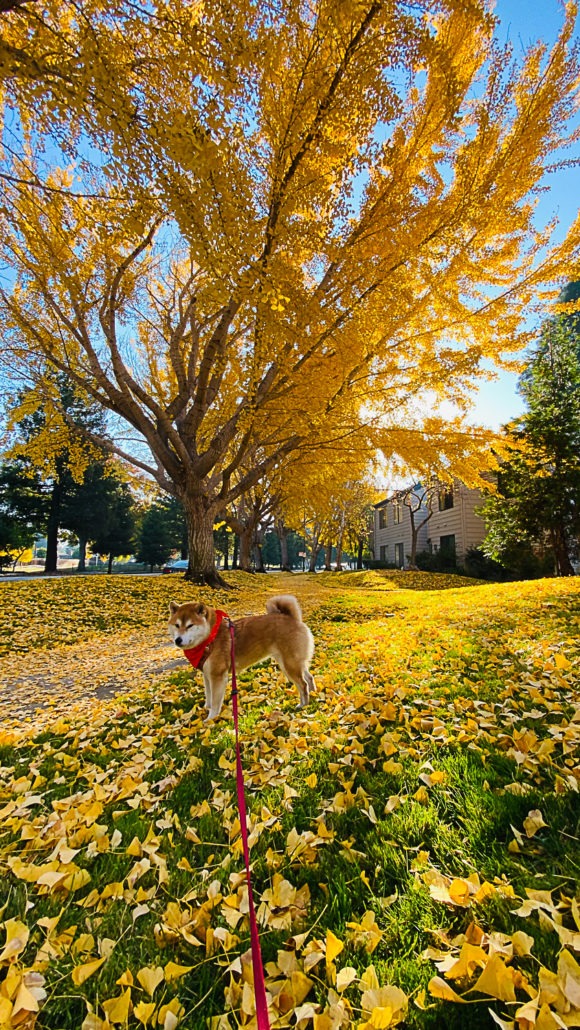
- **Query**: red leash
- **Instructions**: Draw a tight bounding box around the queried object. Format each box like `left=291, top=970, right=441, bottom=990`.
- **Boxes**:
left=228, top=619, right=271, bottom=1029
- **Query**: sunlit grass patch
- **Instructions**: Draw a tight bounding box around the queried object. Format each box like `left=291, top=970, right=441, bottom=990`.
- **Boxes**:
left=0, top=572, right=579, bottom=1028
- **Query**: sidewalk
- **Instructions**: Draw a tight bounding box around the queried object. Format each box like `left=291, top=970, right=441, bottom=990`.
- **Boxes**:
left=0, top=627, right=185, bottom=732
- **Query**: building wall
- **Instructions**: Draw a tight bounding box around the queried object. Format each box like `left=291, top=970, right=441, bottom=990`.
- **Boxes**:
left=374, top=496, right=430, bottom=567
left=373, top=482, right=486, bottom=566
left=427, top=484, right=486, bottom=558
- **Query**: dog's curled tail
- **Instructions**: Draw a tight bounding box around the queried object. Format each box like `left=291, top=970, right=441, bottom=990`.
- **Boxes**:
left=266, top=595, right=303, bottom=621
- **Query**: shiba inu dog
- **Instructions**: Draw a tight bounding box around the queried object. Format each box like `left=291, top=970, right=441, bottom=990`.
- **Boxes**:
left=168, top=594, right=315, bottom=721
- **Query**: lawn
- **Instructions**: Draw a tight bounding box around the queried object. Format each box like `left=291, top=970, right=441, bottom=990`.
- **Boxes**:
left=0, top=570, right=579, bottom=1030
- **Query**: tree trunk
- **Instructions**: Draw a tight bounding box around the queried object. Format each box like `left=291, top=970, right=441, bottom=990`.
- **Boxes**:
left=410, top=527, right=419, bottom=567
left=44, top=479, right=61, bottom=573
left=357, top=538, right=364, bottom=570
left=308, top=524, right=322, bottom=572
left=238, top=527, right=253, bottom=571
left=254, top=540, right=265, bottom=573
left=324, top=542, right=333, bottom=571
left=409, top=508, right=419, bottom=566
left=232, top=534, right=239, bottom=569
left=182, top=491, right=228, bottom=587
left=77, top=533, right=87, bottom=572
left=277, top=520, right=291, bottom=572
left=335, top=538, right=343, bottom=571
left=551, top=524, right=575, bottom=576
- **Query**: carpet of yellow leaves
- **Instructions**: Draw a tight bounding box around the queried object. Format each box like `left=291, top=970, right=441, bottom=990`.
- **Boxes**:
left=0, top=570, right=579, bottom=1030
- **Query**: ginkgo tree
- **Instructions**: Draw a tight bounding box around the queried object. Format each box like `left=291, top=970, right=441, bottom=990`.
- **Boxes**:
left=1, top=0, right=580, bottom=582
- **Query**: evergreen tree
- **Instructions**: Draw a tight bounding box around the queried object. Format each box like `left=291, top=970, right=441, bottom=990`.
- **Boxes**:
left=92, top=481, right=136, bottom=573
left=483, top=312, right=580, bottom=576
left=0, top=461, right=44, bottom=568
left=7, top=376, right=109, bottom=571
left=136, top=505, right=176, bottom=572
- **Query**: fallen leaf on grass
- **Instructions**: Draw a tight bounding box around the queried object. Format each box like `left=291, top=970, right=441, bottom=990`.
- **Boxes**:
left=360, top=986, right=408, bottom=1028
left=523, top=810, right=548, bottom=838
left=72, top=956, right=106, bottom=986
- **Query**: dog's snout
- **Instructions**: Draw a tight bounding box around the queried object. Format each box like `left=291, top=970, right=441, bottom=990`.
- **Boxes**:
left=175, top=636, right=183, bottom=647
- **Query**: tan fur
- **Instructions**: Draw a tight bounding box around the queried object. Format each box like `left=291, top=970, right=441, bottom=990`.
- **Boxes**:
left=168, top=594, right=315, bottom=721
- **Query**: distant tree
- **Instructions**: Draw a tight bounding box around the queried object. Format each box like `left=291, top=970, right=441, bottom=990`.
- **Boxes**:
left=92, top=481, right=136, bottom=573
left=0, top=458, right=48, bottom=568
left=0, top=506, right=35, bottom=570
left=6, top=375, right=109, bottom=572
left=156, top=497, right=188, bottom=559
left=227, top=489, right=275, bottom=573
left=136, top=504, right=176, bottom=572
left=401, top=483, right=438, bottom=567
left=61, top=462, right=134, bottom=571
left=213, top=523, right=234, bottom=571
left=261, top=531, right=281, bottom=569
left=482, top=313, right=580, bottom=576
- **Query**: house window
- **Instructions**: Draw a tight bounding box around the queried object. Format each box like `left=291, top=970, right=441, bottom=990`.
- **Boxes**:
left=393, top=501, right=402, bottom=524
left=394, top=542, right=404, bottom=568
left=440, top=534, right=456, bottom=555
left=438, top=487, right=454, bottom=511
left=380, top=545, right=388, bottom=561
left=378, top=507, right=387, bottom=529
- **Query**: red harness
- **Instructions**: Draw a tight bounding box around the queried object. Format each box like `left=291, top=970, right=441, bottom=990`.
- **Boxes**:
left=182, top=609, right=228, bottom=670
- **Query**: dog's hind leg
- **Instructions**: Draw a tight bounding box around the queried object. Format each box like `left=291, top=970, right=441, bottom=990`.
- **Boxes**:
left=205, top=672, right=228, bottom=722
left=277, top=658, right=314, bottom=708
left=303, top=668, right=315, bottom=701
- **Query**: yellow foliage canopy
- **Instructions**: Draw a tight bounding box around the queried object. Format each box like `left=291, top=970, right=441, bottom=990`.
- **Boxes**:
left=1, top=1, right=580, bottom=577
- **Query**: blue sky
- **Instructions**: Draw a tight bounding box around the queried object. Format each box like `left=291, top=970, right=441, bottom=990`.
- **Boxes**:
left=465, top=0, right=580, bottom=429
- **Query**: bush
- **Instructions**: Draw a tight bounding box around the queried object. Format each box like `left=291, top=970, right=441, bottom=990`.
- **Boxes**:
left=461, top=545, right=555, bottom=582
left=415, top=549, right=461, bottom=574
left=463, top=547, right=511, bottom=582
left=365, top=559, right=398, bottom=570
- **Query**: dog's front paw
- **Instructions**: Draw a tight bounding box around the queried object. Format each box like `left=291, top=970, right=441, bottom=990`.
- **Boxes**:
left=204, top=709, right=223, bottom=723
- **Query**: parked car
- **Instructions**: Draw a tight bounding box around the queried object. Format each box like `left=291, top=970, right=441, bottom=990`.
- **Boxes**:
left=161, top=558, right=189, bottom=574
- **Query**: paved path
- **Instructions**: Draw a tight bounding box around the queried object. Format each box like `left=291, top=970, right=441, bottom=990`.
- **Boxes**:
left=0, top=629, right=187, bottom=733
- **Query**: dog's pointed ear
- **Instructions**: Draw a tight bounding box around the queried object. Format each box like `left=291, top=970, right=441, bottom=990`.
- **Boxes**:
left=169, top=601, right=180, bottom=616
left=197, top=603, right=208, bottom=617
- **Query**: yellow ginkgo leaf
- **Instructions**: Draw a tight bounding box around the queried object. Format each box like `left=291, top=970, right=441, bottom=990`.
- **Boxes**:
left=554, top=653, right=571, bottom=670
left=325, top=930, right=344, bottom=965
left=0, top=919, right=29, bottom=963
left=336, top=966, right=357, bottom=992
left=164, top=962, right=195, bottom=982
left=361, top=986, right=408, bottom=1027
left=428, top=976, right=466, bottom=1003
left=360, top=965, right=380, bottom=992
left=116, top=970, right=134, bottom=987
left=71, top=957, right=106, bottom=986
left=523, top=810, right=548, bottom=838
left=158, top=996, right=185, bottom=1029
left=136, top=965, right=165, bottom=997
left=448, top=879, right=472, bottom=907
left=134, top=1000, right=156, bottom=1025
left=12, top=982, right=41, bottom=1018
left=102, top=988, right=132, bottom=1024
left=471, top=954, right=517, bottom=1002
left=81, top=1013, right=111, bottom=1030
left=511, top=931, right=535, bottom=957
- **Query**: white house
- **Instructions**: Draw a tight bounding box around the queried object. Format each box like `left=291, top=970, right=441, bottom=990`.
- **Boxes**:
left=373, top=481, right=487, bottom=567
